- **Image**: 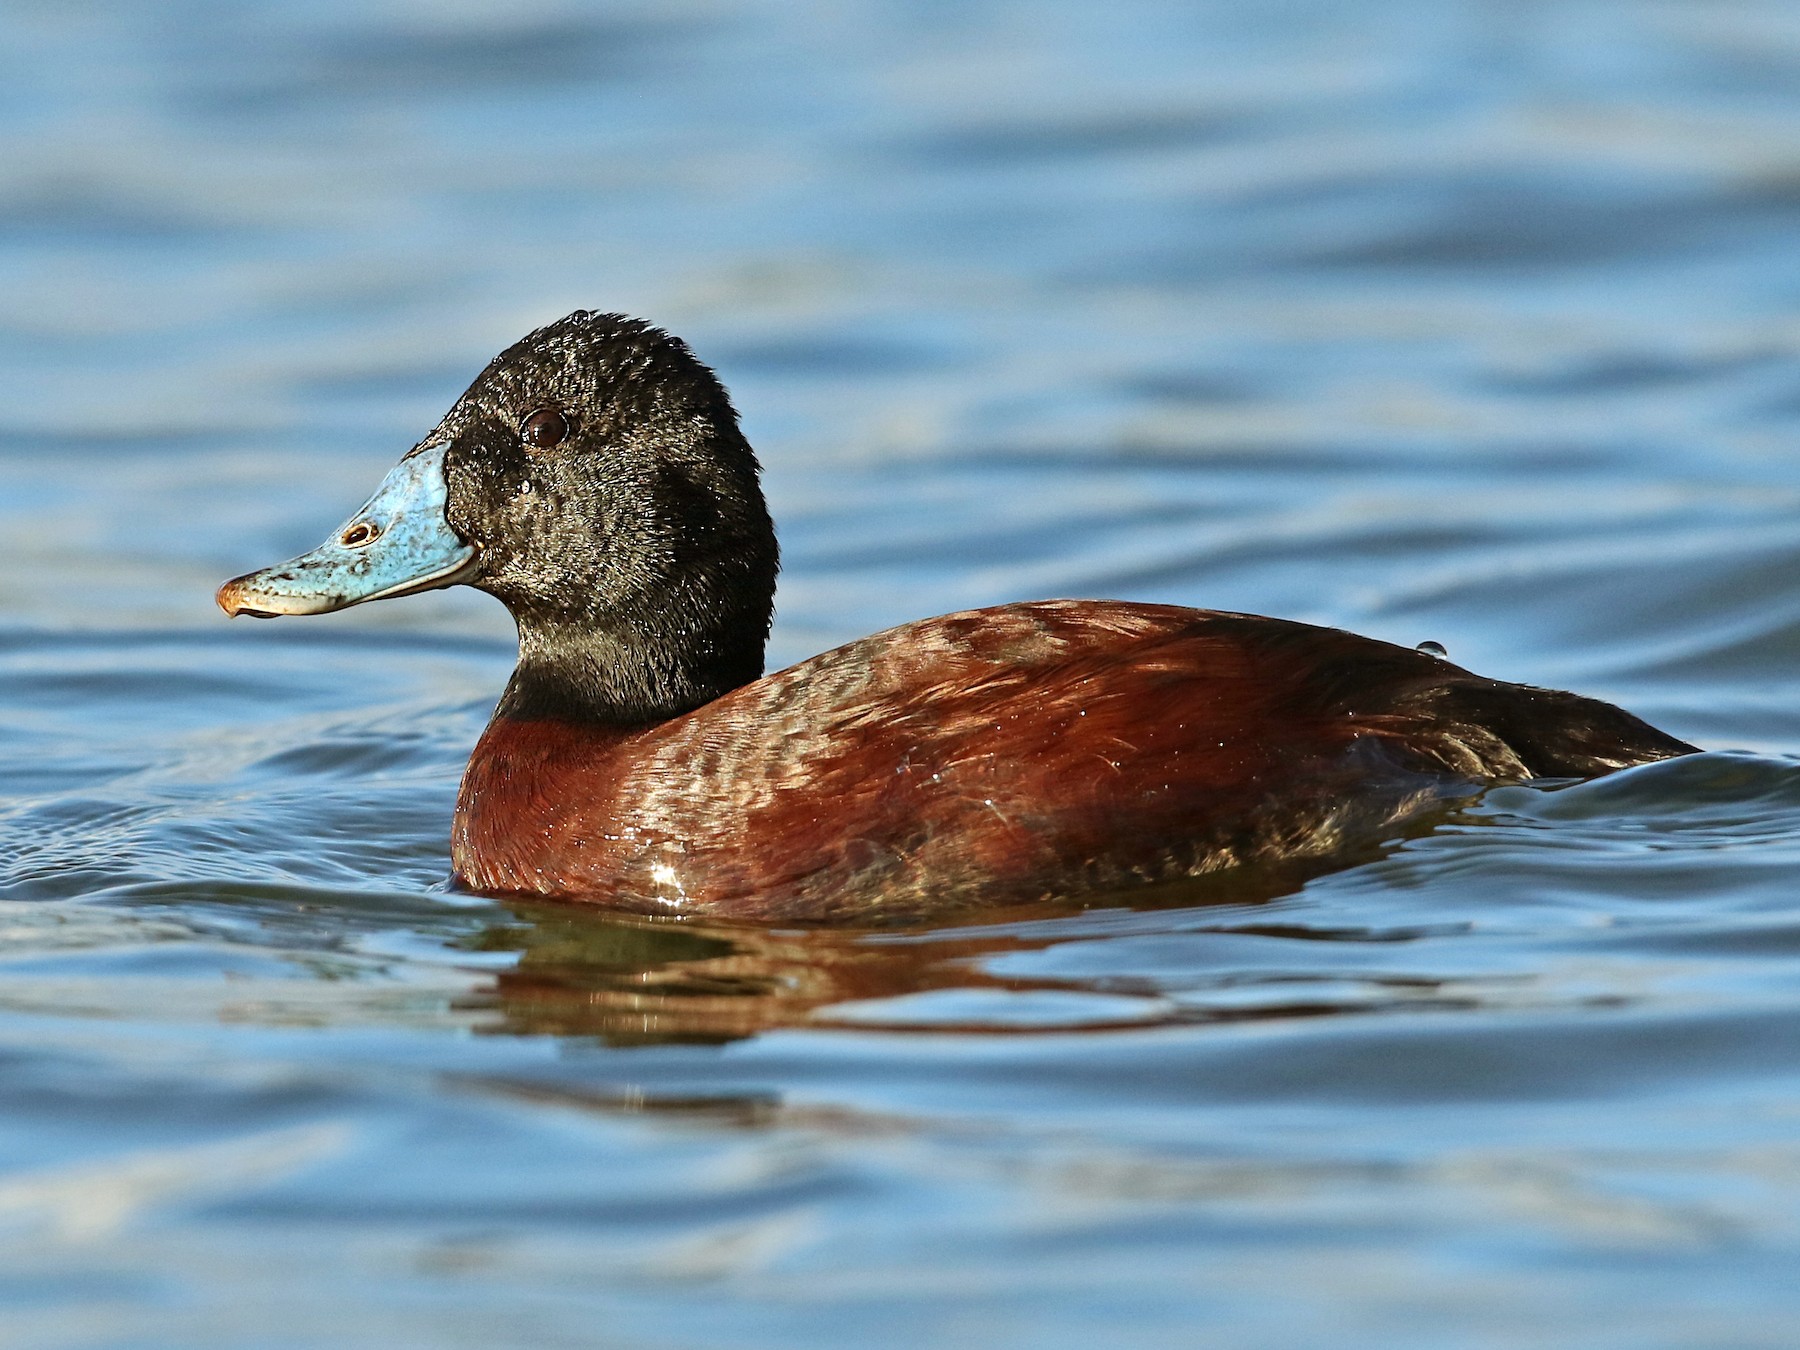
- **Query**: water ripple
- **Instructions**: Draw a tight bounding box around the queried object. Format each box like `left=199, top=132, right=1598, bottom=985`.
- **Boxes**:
left=5, top=0, right=1800, bottom=1345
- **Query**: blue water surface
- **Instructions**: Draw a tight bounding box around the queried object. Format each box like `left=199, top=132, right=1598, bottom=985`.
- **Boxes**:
left=4, top=2, right=1800, bottom=1346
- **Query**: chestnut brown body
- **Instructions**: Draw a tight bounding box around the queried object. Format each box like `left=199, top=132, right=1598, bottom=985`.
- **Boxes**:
left=452, top=600, right=1694, bottom=921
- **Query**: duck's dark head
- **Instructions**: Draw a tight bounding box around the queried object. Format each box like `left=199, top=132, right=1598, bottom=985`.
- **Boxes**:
left=217, top=312, right=779, bottom=725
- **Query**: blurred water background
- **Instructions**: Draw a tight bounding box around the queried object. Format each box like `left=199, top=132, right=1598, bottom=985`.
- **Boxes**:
left=4, top=1, right=1800, bottom=1345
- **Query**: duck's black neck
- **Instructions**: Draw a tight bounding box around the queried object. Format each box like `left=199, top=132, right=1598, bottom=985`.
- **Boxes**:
left=495, top=601, right=771, bottom=727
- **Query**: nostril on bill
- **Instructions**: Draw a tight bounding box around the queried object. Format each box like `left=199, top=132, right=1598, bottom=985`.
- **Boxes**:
left=341, top=521, right=380, bottom=548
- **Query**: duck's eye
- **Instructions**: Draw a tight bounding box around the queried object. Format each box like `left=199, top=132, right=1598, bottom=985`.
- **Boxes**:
left=520, top=408, right=571, bottom=450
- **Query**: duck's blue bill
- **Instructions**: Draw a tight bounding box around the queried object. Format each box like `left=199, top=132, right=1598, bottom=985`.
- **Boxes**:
left=216, top=444, right=477, bottom=618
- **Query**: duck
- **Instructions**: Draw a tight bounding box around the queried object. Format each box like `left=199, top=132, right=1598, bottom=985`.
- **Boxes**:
left=217, top=311, right=1698, bottom=922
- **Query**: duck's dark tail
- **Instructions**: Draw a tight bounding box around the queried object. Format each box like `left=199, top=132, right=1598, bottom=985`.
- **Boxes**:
left=1385, top=677, right=1700, bottom=780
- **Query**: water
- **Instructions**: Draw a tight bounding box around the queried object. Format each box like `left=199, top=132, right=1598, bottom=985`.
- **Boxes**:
left=4, top=1, right=1800, bottom=1344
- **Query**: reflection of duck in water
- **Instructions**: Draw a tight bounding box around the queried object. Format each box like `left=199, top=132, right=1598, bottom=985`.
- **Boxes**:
left=468, top=902, right=1045, bottom=1043
left=467, top=867, right=1363, bottom=1044
left=471, top=852, right=1474, bottom=1044
left=219, top=312, right=1697, bottom=921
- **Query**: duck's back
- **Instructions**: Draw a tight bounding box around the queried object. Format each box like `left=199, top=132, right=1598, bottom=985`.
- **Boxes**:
left=453, top=601, right=1694, bottom=920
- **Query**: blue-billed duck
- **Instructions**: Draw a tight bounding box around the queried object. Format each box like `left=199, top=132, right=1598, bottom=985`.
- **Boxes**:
left=218, top=312, right=1697, bottom=921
